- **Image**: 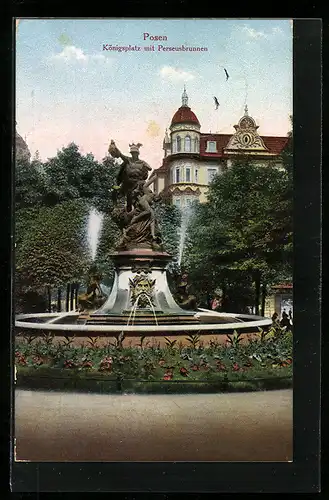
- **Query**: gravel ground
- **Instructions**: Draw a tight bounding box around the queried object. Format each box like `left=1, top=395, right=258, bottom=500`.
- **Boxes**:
left=14, top=388, right=292, bottom=462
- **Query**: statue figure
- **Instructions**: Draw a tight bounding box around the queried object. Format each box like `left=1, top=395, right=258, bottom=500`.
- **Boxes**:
left=108, top=140, right=152, bottom=212
left=174, top=272, right=197, bottom=311
left=129, top=272, right=156, bottom=309
left=108, top=140, right=163, bottom=251
left=78, top=271, right=107, bottom=311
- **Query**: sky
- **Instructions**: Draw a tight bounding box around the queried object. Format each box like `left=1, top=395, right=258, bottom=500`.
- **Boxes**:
left=16, top=19, right=293, bottom=168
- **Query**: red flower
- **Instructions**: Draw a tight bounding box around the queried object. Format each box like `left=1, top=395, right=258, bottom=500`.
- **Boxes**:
left=191, top=365, right=199, bottom=371
left=99, top=357, right=113, bottom=372
left=32, top=356, right=43, bottom=366
left=163, top=372, right=173, bottom=380
left=180, top=367, right=188, bottom=377
left=158, top=359, right=166, bottom=367
left=286, top=359, right=292, bottom=365
left=15, top=352, right=27, bottom=365
left=216, top=360, right=227, bottom=371
left=82, top=360, right=93, bottom=368
left=64, top=359, right=77, bottom=369
left=233, top=363, right=240, bottom=371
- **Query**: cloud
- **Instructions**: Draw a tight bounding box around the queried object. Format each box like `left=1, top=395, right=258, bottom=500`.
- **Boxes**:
left=240, top=24, right=285, bottom=40
left=272, top=26, right=283, bottom=35
left=52, top=45, right=88, bottom=62
left=159, top=65, right=195, bottom=82
left=242, top=26, right=268, bottom=39
left=50, top=45, right=109, bottom=64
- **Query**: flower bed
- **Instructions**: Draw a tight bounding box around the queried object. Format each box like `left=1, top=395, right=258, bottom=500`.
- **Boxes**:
left=15, top=328, right=293, bottom=393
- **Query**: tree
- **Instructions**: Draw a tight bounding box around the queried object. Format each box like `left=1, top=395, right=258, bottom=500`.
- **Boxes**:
left=42, top=144, right=120, bottom=209
left=15, top=199, right=90, bottom=300
left=93, top=213, right=121, bottom=287
left=154, top=201, right=181, bottom=267
left=15, top=156, right=47, bottom=210
left=185, top=155, right=293, bottom=314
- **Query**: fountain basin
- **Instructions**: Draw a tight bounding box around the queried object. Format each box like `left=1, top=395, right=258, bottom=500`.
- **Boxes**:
left=15, top=309, right=272, bottom=336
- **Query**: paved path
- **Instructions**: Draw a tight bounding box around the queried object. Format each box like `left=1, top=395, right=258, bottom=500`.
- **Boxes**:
left=14, top=389, right=292, bottom=462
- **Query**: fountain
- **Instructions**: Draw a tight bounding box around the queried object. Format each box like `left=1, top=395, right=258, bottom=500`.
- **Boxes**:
left=177, top=205, right=193, bottom=268
left=15, top=140, right=271, bottom=337
left=87, top=208, right=104, bottom=261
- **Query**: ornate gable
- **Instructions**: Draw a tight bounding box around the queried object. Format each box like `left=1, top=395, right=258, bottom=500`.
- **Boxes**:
left=224, top=106, right=268, bottom=153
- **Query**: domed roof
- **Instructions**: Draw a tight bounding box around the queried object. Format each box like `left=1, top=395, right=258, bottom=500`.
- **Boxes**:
left=170, top=87, right=200, bottom=127
left=171, top=106, right=200, bottom=126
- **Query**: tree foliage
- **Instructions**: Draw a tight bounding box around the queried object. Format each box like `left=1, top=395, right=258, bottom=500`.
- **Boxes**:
left=15, top=143, right=122, bottom=306
left=185, top=148, right=293, bottom=312
left=15, top=199, right=90, bottom=292
left=15, top=157, right=47, bottom=210
left=42, top=143, right=119, bottom=209
left=154, top=200, right=181, bottom=270
left=92, top=214, right=121, bottom=287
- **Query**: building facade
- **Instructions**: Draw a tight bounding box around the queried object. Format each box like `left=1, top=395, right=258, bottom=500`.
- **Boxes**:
left=16, top=130, right=31, bottom=162
left=153, top=88, right=289, bottom=207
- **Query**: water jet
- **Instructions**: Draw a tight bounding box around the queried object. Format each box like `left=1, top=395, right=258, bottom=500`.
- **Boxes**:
left=15, top=140, right=271, bottom=338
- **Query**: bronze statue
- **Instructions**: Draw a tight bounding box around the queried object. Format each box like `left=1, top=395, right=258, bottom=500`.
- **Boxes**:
left=174, top=272, right=197, bottom=311
left=108, top=140, right=163, bottom=251
left=109, top=141, right=152, bottom=212
left=78, top=272, right=107, bottom=311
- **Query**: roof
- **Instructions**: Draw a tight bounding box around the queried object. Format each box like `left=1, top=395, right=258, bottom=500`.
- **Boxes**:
left=15, top=131, right=31, bottom=159
left=171, top=106, right=200, bottom=126
left=155, top=133, right=289, bottom=173
left=200, top=134, right=231, bottom=157
left=199, top=133, right=289, bottom=158
left=16, top=132, right=28, bottom=150
left=262, top=136, right=289, bottom=155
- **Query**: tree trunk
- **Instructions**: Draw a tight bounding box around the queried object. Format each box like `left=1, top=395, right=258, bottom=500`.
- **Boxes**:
left=75, top=286, right=79, bottom=311
left=66, top=284, right=70, bottom=312
left=261, top=283, right=267, bottom=317
left=57, top=288, right=62, bottom=312
left=47, top=286, right=51, bottom=313
left=70, top=284, right=74, bottom=311
left=254, top=273, right=261, bottom=315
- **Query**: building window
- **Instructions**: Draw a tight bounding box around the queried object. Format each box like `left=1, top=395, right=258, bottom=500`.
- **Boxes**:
left=185, top=167, right=191, bottom=182
left=207, top=168, right=217, bottom=184
left=184, top=136, right=191, bottom=152
left=174, top=198, right=181, bottom=208
left=176, top=136, right=181, bottom=152
left=175, top=167, right=180, bottom=183
left=206, top=141, right=217, bottom=153
left=185, top=197, right=194, bottom=207
left=194, top=137, right=199, bottom=152
left=195, top=169, right=198, bottom=183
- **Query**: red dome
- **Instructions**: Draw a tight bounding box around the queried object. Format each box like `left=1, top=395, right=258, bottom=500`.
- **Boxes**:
left=171, top=106, right=200, bottom=126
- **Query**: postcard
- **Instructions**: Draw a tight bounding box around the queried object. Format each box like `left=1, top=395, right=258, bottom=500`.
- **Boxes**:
left=11, top=17, right=321, bottom=493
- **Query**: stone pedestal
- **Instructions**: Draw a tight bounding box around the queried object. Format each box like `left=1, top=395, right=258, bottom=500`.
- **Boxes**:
left=78, top=249, right=199, bottom=326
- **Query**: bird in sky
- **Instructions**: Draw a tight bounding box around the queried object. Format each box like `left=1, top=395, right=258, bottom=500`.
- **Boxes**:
left=214, top=96, right=220, bottom=110
left=224, top=68, right=230, bottom=81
